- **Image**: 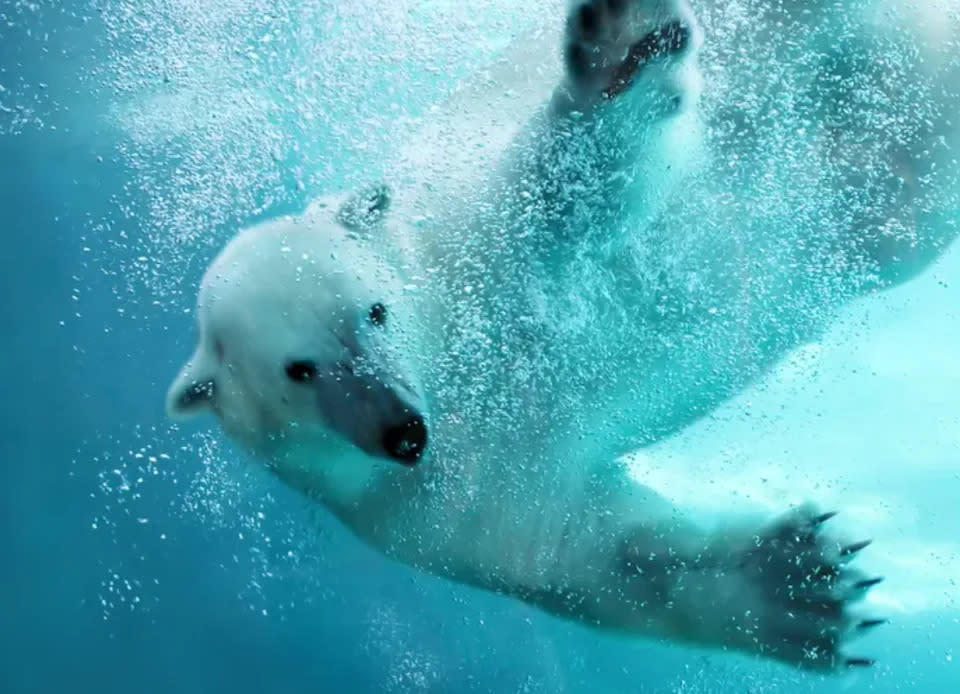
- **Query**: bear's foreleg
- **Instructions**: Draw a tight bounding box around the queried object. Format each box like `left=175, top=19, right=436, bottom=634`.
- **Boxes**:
left=495, top=0, right=704, bottom=252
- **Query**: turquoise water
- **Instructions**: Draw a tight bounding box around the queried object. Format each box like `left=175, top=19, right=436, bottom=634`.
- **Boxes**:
left=2, top=0, right=958, bottom=691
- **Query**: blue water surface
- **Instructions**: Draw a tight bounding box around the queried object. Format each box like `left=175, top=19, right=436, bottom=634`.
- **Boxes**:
left=2, top=1, right=958, bottom=692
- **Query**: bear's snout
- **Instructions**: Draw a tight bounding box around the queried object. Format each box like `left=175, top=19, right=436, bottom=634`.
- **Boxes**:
left=381, top=415, right=428, bottom=465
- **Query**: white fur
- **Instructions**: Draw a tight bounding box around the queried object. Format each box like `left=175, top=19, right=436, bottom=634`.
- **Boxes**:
left=168, top=0, right=957, bottom=671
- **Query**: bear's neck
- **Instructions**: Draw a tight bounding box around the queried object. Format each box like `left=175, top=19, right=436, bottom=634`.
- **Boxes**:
left=263, top=439, right=404, bottom=518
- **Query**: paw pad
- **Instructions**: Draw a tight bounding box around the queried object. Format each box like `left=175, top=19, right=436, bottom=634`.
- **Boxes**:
left=565, top=0, right=697, bottom=100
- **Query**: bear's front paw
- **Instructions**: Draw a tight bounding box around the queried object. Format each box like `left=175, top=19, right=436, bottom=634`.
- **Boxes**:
left=730, top=505, right=886, bottom=670
left=564, top=0, right=698, bottom=99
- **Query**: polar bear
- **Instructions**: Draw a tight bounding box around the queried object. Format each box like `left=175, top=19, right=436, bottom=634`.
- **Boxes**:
left=166, top=0, right=957, bottom=671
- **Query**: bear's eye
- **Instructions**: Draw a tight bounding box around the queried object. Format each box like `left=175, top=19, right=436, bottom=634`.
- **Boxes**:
left=369, top=302, right=387, bottom=327
left=285, top=360, right=319, bottom=383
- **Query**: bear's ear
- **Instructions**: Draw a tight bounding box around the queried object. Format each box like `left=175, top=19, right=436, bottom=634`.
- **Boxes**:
left=166, top=351, right=217, bottom=420
left=337, top=182, right=391, bottom=233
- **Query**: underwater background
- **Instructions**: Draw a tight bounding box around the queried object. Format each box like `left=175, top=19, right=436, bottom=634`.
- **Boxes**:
left=2, top=0, right=959, bottom=692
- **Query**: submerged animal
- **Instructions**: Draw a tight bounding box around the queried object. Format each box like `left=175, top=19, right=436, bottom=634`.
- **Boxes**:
left=167, top=0, right=958, bottom=670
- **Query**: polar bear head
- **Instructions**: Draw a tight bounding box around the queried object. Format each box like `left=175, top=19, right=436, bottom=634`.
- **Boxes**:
left=166, top=185, right=429, bottom=470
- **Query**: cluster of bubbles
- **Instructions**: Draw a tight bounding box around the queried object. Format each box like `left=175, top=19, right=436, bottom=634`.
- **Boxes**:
left=363, top=603, right=444, bottom=693
left=82, top=425, right=331, bottom=622
left=87, top=0, right=549, bottom=306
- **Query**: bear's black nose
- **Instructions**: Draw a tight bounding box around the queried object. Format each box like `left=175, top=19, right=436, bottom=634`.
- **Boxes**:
left=382, top=416, right=427, bottom=465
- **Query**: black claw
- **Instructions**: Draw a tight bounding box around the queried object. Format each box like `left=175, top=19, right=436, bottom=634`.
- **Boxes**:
left=846, top=657, right=876, bottom=668
left=857, top=619, right=888, bottom=630
left=854, top=576, right=884, bottom=590
left=813, top=511, right=839, bottom=526
left=841, top=540, right=873, bottom=556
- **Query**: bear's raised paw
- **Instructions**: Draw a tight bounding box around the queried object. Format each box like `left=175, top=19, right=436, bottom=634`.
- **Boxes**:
left=564, top=0, right=699, bottom=100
